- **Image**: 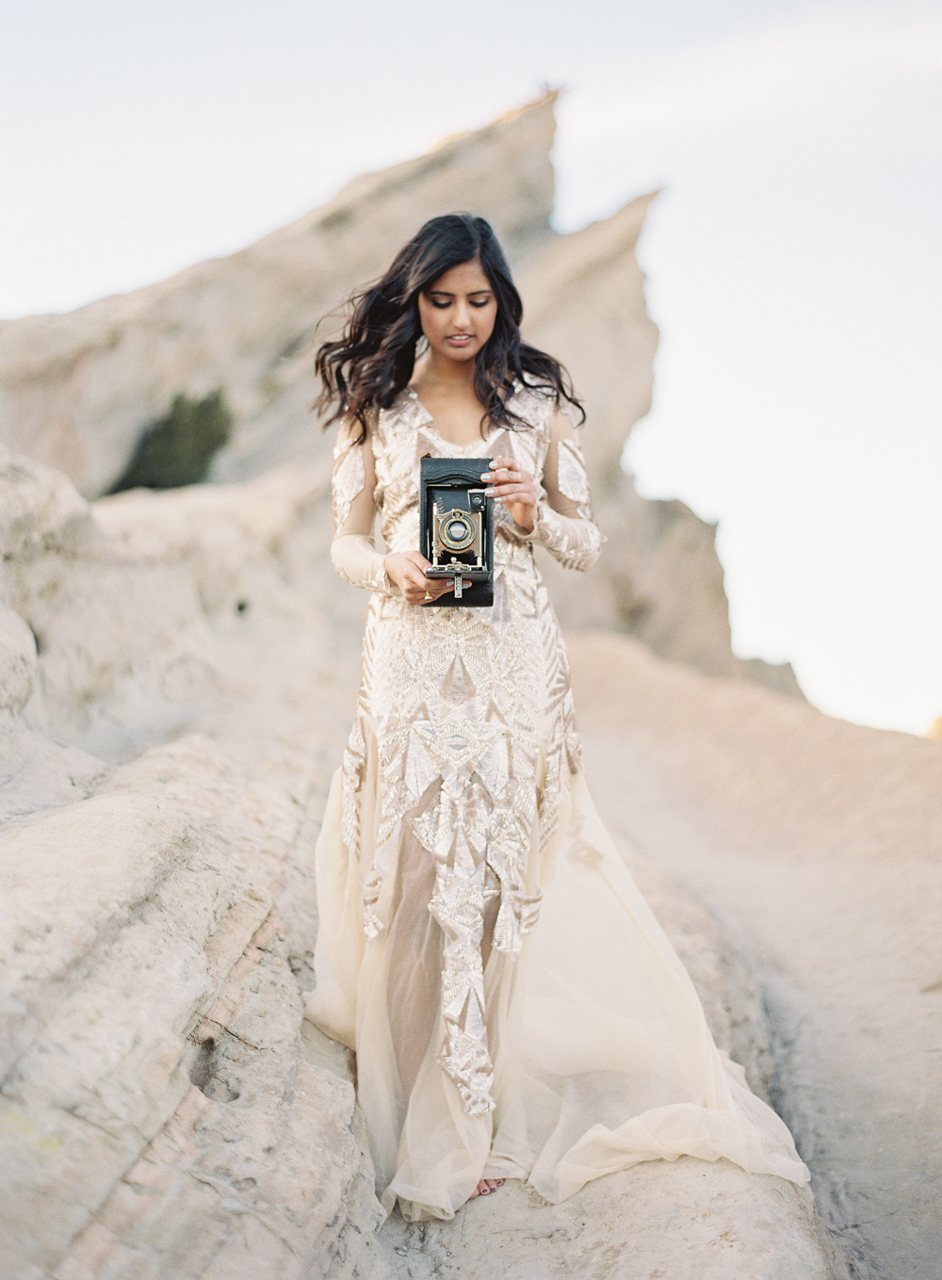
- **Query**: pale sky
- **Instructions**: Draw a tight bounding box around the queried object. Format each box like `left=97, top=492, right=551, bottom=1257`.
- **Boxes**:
left=2, top=0, right=940, bottom=735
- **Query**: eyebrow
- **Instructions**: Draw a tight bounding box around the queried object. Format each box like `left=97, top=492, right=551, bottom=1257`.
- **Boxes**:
left=426, top=288, right=493, bottom=297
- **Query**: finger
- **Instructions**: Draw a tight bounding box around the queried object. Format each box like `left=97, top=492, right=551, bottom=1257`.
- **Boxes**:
left=489, top=485, right=535, bottom=501
left=481, top=460, right=516, bottom=479
left=419, top=578, right=470, bottom=601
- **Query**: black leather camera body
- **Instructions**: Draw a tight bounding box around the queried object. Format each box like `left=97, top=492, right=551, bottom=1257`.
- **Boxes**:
left=420, top=456, right=494, bottom=607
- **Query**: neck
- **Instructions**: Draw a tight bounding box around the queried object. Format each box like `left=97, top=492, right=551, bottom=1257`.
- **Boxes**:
left=414, top=350, right=477, bottom=392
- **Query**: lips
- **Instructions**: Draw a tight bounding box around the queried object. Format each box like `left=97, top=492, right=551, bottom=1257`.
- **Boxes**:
left=446, top=335, right=472, bottom=345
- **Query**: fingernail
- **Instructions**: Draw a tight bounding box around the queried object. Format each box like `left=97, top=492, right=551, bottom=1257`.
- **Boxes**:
left=484, top=488, right=495, bottom=496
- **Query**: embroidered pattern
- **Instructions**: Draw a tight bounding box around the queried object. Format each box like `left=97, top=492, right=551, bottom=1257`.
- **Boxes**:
left=557, top=438, right=594, bottom=520
left=334, top=384, right=602, bottom=1114
left=332, top=432, right=366, bottom=534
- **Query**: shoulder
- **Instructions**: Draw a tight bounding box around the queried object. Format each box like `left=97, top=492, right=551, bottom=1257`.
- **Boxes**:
left=507, top=379, right=558, bottom=439
left=335, top=395, right=412, bottom=456
left=375, top=387, right=425, bottom=439
left=333, top=414, right=371, bottom=460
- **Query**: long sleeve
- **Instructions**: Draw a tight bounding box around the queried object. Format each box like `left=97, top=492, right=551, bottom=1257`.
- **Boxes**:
left=519, top=408, right=605, bottom=571
left=330, top=420, right=398, bottom=596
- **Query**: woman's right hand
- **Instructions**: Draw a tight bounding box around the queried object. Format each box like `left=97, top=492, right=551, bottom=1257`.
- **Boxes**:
left=384, top=550, right=461, bottom=606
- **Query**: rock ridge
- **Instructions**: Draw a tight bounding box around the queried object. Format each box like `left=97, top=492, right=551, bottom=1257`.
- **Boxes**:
left=0, top=95, right=798, bottom=698
left=0, top=446, right=840, bottom=1278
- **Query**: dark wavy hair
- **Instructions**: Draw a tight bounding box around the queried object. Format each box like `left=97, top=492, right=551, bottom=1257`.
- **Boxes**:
left=314, top=213, right=583, bottom=441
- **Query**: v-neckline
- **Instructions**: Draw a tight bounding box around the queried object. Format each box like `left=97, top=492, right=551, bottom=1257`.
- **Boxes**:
left=405, top=385, right=494, bottom=452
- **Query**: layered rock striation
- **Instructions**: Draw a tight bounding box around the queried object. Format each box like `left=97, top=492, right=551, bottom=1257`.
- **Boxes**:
left=0, top=94, right=796, bottom=696
left=0, top=93, right=854, bottom=1280
left=0, top=447, right=841, bottom=1279
left=570, top=631, right=942, bottom=1280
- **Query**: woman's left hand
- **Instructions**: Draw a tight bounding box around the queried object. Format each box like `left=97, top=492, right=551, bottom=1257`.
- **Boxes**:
left=482, top=457, right=538, bottom=532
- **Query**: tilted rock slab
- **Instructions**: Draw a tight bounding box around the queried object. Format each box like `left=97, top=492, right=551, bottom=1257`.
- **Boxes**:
left=0, top=734, right=385, bottom=1280
left=0, top=100, right=558, bottom=499
left=0, top=448, right=382, bottom=1278
left=0, top=95, right=795, bottom=697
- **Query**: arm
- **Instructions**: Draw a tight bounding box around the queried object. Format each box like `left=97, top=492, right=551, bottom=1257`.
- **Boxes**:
left=329, top=419, right=395, bottom=594
left=483, top=407, right=605, bottom=571
left=330, top=421, right=461, bottom=603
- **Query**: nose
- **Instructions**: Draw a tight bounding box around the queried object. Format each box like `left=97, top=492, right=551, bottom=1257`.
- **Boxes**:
left=453, top=298, right=472, bottom=329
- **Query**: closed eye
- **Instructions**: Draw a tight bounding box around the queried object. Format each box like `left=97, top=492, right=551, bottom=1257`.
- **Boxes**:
left=426, top=292, right=493, bottom=309
left=430, top=298, right=491, bottom=309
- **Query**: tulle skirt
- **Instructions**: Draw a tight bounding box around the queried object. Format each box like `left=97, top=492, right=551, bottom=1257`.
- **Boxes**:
left=305, top=751, right=809, bottom=1222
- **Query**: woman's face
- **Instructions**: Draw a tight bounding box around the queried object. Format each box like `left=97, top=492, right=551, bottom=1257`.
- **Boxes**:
left=417, top=258, right=497, bottom=365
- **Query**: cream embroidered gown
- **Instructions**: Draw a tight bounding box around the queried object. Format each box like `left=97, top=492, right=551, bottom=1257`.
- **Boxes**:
left=305, top=384, right=808, bottom=1222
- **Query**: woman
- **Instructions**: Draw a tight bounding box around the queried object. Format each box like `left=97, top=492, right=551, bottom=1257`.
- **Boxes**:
left=305, top=213, right=808, bottom=1222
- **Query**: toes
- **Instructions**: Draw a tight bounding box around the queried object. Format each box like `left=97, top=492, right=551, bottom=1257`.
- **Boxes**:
left=467, top=1177, right=505, bottom=1204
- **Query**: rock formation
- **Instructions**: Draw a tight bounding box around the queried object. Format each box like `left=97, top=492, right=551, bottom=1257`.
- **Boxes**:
left=0, top=447, right=843, bottom=1279
left=0, top=94, right=797, bottom=696
left=0, top=100, right=558, bottom=498
left=0, top=446, right=376, bottom=1278
left=0, top=94, right=881, bottom=1280
left=569, top=631, right=942, bottom=1280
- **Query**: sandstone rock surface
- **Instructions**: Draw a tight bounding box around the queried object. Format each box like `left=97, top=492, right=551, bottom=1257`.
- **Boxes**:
left=381, top=1159, right=833, bottom=1280
left=0, top=101, right=558, bottom=500
left=0, top=95, right=796, bottom=697
left=2, top=94, right=889, bottom=1280
left=570, top=630, right=942, bottom=1280
left=0, top=446, right=841, bottom=1278
left=0, top=448, right=382, bottom=1279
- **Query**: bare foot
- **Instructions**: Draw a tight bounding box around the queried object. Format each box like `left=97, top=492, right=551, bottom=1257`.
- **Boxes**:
left=467, top=1178, right=504, bottom=1200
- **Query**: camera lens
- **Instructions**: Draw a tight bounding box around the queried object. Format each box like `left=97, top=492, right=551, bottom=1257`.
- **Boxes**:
left=438, top=509, right=476, bottom=552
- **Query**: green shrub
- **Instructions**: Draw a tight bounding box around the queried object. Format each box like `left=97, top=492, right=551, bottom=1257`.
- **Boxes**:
left=109, top=389, right=232, bottom=493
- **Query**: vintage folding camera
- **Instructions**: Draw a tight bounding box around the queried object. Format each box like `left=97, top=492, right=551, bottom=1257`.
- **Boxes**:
left=419, top=456, right=494, bottom=607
